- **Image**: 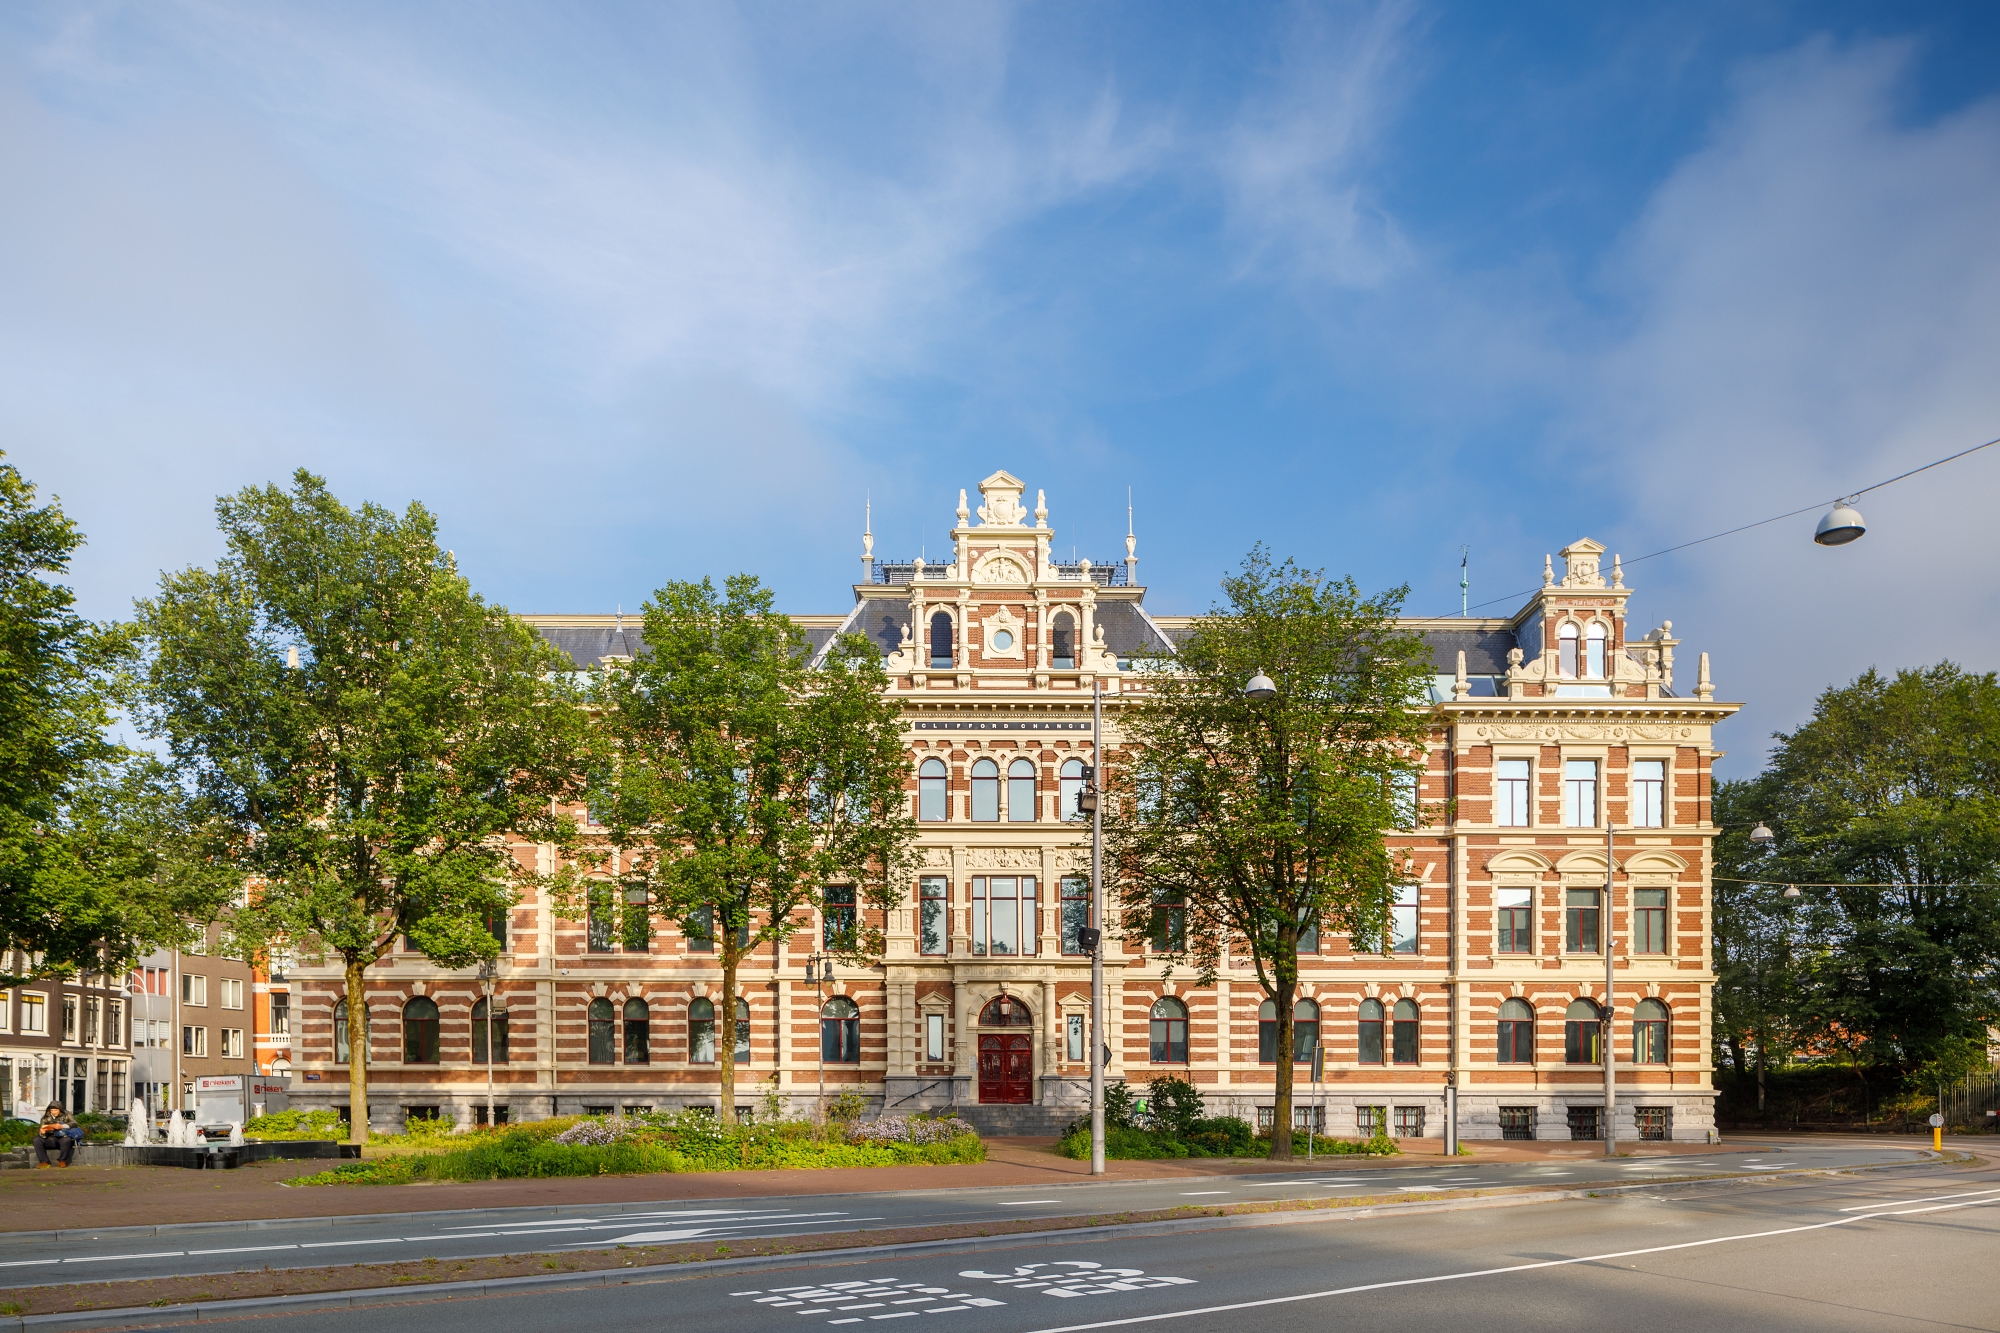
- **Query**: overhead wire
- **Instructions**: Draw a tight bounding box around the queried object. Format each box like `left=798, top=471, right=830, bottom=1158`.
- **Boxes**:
left=1440, top=433, right=2000, bottom=617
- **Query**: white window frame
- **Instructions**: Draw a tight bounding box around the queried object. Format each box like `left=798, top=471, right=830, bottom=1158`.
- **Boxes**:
left=1494, top=757, right=1532, bottom=827
left=1631, top=757, right=1667, bottom=829
left=182, top=973, right=208, bottom=1006
left=1563, top=759, right=1599, bottom=828
left=221, top=978, right=244, bottom=1010
left=924, top=1012, right=946, bottom=1062
left=19, top=992, right=45, bottom=1034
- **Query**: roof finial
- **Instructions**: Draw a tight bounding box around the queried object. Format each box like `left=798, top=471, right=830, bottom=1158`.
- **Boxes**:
left=1124, top=487, right=1138, bottom=583
left=1035, top=489, right=1048, bottom=529
left=861, top=492, right=874, bottom=581
left=1611, top=553, right=1624, bottom=589
left=1542, top=554, right=1555, bottom=587
left=957, top=489, right=970, bottom=526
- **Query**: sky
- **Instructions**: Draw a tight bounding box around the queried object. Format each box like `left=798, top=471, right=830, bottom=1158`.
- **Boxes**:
left=4, top=0, right=1999, bottom=775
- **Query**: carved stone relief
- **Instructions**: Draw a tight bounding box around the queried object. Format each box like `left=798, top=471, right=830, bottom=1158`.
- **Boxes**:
left=1472, top=723, right=1695, bottom=741
left=965, top=847, right=1043, bottom=869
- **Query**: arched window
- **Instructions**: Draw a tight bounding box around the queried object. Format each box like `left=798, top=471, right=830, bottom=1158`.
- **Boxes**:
left=1050, top=612, right=1076, bottom=669
left=1293, top=998, right=1319, bottom=1064
left=1633, top=999, right=1669, bottom=1064
left=1358, top=999, right=1385, bottom=1064
left=402, top=996, right=439, bottom=1065
left=979, top=994, right=1033, bottom=1026
left=1392, top=999, right=1419, bottom=1064
left=1149, top=997, right=1188, bottom=1063
left=689, top=997, right=716, bottom=1064
left=821, top=996, right=860, bottom=1064
left=471, top=997, right=508, bottom=1065
left=919, top=758, right=948, bottom=822
left=1008, top=759, right=1038, bottom=822
left=970, top=759, right=1000, bottom=822
left=1564, top=998, right=1603, bottom=1064
left=1060, top=758, right=1086, bottom=823
left=1585, top=622, right=1608, bottom=679
left=623, top=997, right=650, bottom=1065
left=929, top=611, right=954, bottom=670
left=1559, top=623, right=1580, bottom=678
left=333, top=999, right=350, bottom=1065
left=588, top=998, right=616, bottom=1065
left=733, top=997, right=751, bottom=1065
left=1498, top=998, right=1535, bottom=1063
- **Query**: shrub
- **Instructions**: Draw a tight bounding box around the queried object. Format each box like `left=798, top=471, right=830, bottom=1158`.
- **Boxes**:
left=1145, top=1077, right=1205, bottom=1137
left=848, top=1115, right=977, bottom=1147
left=0, top=1120, right=35, bottom=1148
left=1184, top=1116, right=1255, bottom=1157
left=244, top=1109, right=346, bottom=1140
left=1054, top=1124, right=1188, bottom=1160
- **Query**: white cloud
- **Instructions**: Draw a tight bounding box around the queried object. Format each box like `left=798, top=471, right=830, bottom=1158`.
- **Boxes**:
left=1582, top=38, right=2000, bottom=762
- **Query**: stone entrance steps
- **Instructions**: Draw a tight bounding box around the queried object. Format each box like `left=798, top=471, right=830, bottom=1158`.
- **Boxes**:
left=949, top=1104, right=1076, bottom=1137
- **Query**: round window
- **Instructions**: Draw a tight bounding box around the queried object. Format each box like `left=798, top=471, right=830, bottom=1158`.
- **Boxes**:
left=990, top=630, right=1015, bottom=651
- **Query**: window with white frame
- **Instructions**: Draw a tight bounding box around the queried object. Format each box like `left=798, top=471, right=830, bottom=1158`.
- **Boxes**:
left=183, top=1025, right=207, bottom=1057
left=1497, top=886, right=1534, bottom=953
left=1631, top=759, right=1665, bottom=827
left=1389, top=884, right=1419, bottom=953
left=925, top=1012, right=947, bottom=1063
left=20, top=993, right=45, bottom=1034
left=1563, top=760, right=1598, bottom=827
left=182, top=973, right=207, bottom=1006
left=918, top=758, right=948, bottom=822
left=1495, top=758, right=1531, bottom=827
left=971, top=876, right=1038, bottom=956
left=1585, top=622, right=1607, bottom=678
left=221, top=1028, right=245, bottom=1058
left=221, top=978, right=244, bottom=1009
left=1066, top=1013, right=1085, bottom=1063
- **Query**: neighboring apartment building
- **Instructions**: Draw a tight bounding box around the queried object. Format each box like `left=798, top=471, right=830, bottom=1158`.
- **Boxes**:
left=286, top=470, right=1738, bottom=1141
left=2, top=951, right=131, bottom=1119
left=127, top=925, right=258, bottom=1116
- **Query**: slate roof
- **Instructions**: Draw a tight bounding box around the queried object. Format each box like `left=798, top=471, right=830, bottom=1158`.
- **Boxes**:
left=538, top=625, right=647, bottom=668
left=1417, top=626, right=1516, bottom=674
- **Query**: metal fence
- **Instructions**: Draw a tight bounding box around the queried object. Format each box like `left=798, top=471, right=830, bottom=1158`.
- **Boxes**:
left=1940, top=1070, right=2000, bottom=1129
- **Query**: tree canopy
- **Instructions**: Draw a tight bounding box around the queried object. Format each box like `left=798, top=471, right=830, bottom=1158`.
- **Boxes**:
left=134, top=471, right=587, bottom=1140
left=583, top=573, right=917, bottom=1117
left=1714, top=662, right=2000, bottom=1091
left=1104, top=548, right=1435, bottom=1157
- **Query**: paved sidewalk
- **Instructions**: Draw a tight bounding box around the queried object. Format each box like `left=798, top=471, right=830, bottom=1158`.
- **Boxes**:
left=0, top=1133, right=1832, bottom=1234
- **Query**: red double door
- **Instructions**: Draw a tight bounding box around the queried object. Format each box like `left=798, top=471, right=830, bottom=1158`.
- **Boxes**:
left=978, top=1034, right=1033, bottom=1104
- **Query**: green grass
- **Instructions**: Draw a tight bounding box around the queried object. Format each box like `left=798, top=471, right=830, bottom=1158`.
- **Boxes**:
left=290, top=1114, right=985, bottom=1185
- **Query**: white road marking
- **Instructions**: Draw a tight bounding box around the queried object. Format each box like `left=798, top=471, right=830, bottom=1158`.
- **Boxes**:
left=0, top=1261, right=60, bottom=1269
left=1006, top=1194, right=2000, bottom=1333
left=1178, top=1191, right=1229, bottom=1196
left=1838, top=1188, right=2000, bottom=1211
left=299, top=1238, right=405, bottom=1249
left=63, top=1252, right=183, bottom=1264
left=997, top=1201, right=1061, bottom=1206
left=186, top=1245, right=300, bottom=1256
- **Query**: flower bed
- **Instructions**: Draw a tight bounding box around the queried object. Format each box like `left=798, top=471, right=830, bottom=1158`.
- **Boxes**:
left=290, top=1111, right=984, bottom=1185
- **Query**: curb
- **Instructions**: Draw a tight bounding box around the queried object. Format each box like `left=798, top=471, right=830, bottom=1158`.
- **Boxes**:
left=0, top=1154, right=1966, bottom=1333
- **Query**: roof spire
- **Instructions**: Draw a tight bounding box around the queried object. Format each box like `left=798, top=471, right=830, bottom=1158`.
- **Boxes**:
left=1124, top=487, right=1138, bottom=584
left=861, top=492, right=874, bottom=582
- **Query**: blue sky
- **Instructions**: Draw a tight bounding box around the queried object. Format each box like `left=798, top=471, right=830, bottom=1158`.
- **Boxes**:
left=5, top=1, right=1999, bottom=771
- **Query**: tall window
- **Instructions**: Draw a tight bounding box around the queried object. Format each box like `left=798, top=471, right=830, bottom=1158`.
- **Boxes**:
left=732, top=998, right=750, bottom=1064
left=1497, top=999, right=1535, bottom=1063
left=1060, top=875, right=1090, bottom=955
left=822, top=996, right=860, bottom=1063
left=1495, top=758, right=1531, bottom=827
left=919, top=758, right=948, bottom=821
left=623, top=997, right=650, bottom=1064
left=1585, top=622, right=1607, bottom=679
left=271, top=994, right=289, bottom=1036
left=1564, top=760, right=1598, bottom=826
left=1632, top=759, right=1665, bottom=828
left=622, top=887, right=651, bottom=951
left=333, top=999, right=349, bottom=1064
left=970, top=759, right=1000, bottom=822
left=919, top=876, right=947, bottom=955
left=1565, top=887, right=1601, bottom=953
left=1008, top=759, right=1038, bottom=822
left=1634, top=887, right=1669, bottom=954
left=688, top=998, right=716, bottom=1064
left=1065, top=1013, right=1085, bottom=1062
left=1050, top=613, right=1075, bottom=669
left=1389, top=884, right=1419, bottom=953
left=483, top=904, right=509, bottom=947
left=1391, top=770, right=1418, bottom=827
left=1392, top=999, right=1420, bottom=1064
left=1149, top=997, right=1188, bottom=1063
left=1060, top=759, right=1086, bottom=822
left=1357, top=999, right=1385, bottom=1064
left=929, top=611, right=953, bottom=669
left=929, top=1013, right=949, bottom=1062
left=588, top=998, right=616, bottom=1064
left=971, top=876, right=1038, bottom=956
left=471, top=997, right=508, bottom=1064
left=587, top=883, right=616, bottom=952
left=687, top=905, right=714, bottom=953
left=402, top=997, right=440, bottom=1065
left=1497, top=887, right=1533, bottom=953
left=1559, top=623, right=1580, bottom=678
left=1149, top=886, right=1186, bottom=952
left=1564, top=999, right=1603, bottom=1064
left=1633, top=999, right=1669, bottom=1064
left=822, top=885, right=856, bottom=947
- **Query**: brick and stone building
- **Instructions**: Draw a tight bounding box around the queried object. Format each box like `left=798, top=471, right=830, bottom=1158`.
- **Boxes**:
left=286, top=470, right=1738, bottom=1141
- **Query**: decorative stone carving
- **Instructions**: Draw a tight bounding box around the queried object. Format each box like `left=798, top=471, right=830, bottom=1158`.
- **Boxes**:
left=1558, top=538, right=1607, bottom=589
left=980, top=604, right=1025, bottom=657
left=971, top=550, right=1031, bottom=584
left=1051, top=847, right=1091, bottom=872
left=1473, top=722, right=1695, bottom=741
left=919, top=847, right=953, bottom=868
left=964, top=847, right=1043, bottom=869
left=975, top=470, right=1029, bottom=527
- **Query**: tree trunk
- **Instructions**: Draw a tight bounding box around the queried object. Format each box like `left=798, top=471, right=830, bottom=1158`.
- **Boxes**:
left=1755, top=1030, right=1766, bottom=1113
left=345, top=959, right=369, bottom=1147
left=1271, top=975, right=1296, bottom=1160
left=718, top=942, right=738, bottom=1122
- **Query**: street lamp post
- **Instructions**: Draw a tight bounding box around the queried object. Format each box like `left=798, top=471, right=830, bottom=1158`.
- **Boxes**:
left=806, top=951, right=830, bottom=1136
left=1604, top=820, right=1618, bottom=1158
left=1087, top=678, right=1106, bottom=1175
left=478, top=959, right=496, bottom=1131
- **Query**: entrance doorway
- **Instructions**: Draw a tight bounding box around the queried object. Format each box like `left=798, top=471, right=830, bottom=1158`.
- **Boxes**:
left=977, top=995, right=1034, bottom=1104
left=978, top=1035, right=1033, bottom=1103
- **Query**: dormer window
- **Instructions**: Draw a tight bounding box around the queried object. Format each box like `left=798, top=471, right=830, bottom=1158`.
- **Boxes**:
left=1586, top=622, right=1608, bottom=679
left=1559, top=623, right=1580, bottom=678
left=929, top=611, right=954, bottom=670
left=1050, top=612, right=1075, bottom=669
left=1559, top=621, right=1609, bottom=679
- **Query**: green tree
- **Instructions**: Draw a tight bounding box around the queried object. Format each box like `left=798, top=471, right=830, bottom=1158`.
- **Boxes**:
left=134, top=472, right=586, bottom=1143
left=1710, top=777, right=1814, bottom=1110
left=584, top=574, right=916, bottom=1119
left=1104, top=549, right=1434, bottom=1159
left=1717, top=663, right=2000, bottom=1085
left=0, top=456, right=228, bottom=986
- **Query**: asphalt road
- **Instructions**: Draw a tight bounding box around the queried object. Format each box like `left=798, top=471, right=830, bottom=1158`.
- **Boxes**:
left=92, top=1158, right=2000, bottom=1333
left=0, top=1142, right=1929, bottom=1288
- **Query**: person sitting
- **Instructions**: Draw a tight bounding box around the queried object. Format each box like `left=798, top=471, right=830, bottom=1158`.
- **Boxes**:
left=35, top=1103, right=79, bottom=1168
